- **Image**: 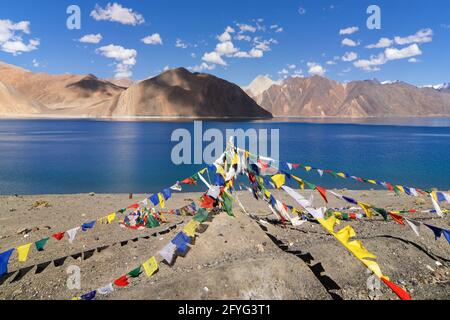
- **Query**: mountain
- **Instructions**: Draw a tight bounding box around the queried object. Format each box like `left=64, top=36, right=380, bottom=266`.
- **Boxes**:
left=94, top=68, right=273, bottom=118
left=106, top=77, right=136, bottom=88
left=0, top=62, right=125, bottom=111
left=243, top=75, right=281, bottom=97
left=0, top=81, right=48, bottom=116
left=248, top=75, right=450, bottom=117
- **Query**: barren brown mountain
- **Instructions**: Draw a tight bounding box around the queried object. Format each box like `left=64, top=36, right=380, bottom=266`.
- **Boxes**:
left=0, top=62, right=125, bottom=111
left=99, top=67, right=273, bottom=118
left=0, top=81, right=48, bottom=116
left=251, top=75, right=450, bottom=117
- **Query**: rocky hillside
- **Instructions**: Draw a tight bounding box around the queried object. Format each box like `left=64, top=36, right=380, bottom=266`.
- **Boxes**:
left=249, top=75, right=450, bottom=117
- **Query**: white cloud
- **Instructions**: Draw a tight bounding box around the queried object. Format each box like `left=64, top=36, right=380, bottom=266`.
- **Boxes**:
left=32, top=59, right=39, bottom=67
left=287, top=64, right=296, bottom=69
left=238, top=23, right=257, bottom=33
left=189, top=62, right=215, bottom=72
left=408, top=57, right=420, bottom=63
left=90, top=3, right=144, bottom=25
left=202, top=51, right=227, bottom=66
left=342, top=38, right=359, bottom=47
left=79, top=33, right=103, bottom=44
left=175, top=38, right=188, bottom=49
left=307, top=62, right=326, bottom=76
left=394, top=28, right=433, bottom=45
left=278, top=68, right=289, bottom=75
left=353, top=53, right=387, bottom=71
left=235, top=34, right=252, bottom=41
left=270, top=25, right=283, bottom=33
left=384, top=43, right=422, bottom=60
left=142, top=33, right=163, bottom=45
left=298, top=7, right=306, bottom=15
left=96, top=44, right=137, bottom=78
left=366, top=37, right=393, bottom=49
left=342, top=51, right=358, bottom=62
left=225, top=26, right=235, bottom=33
left=326, top=60, right=336, bottom=65
left=339, top=26, right=359, bottom=35
left=0, top=19, right=39, bottom=55
left=218, top=31, right=232, bottom=43
left=215, top=41, right=238, bottom=56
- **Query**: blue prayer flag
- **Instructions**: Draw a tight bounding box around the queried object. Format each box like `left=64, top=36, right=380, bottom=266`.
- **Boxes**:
left=81, top=220, right=96, bottom=232
left=0, top=249, right=15, bottom=276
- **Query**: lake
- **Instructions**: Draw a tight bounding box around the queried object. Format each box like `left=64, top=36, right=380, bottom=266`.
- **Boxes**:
left=0, top=118, right=449, bottom=195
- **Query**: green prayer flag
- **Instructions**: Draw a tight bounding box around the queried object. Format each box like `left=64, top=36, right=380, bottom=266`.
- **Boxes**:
left=118, top=208, right=126, bottom=214
left=221, top=192, right=234, bottom=217
left=393, top=185, right=401, bottom=195
left=193, top=208, right=209, bottom=223
left=35, top=237, right=49, bottom=251
left=373, top=208, right=388, bottom=221
left=127, top=266, right=142, bottom=278
left=191, top=173, right=200, bottom=181
left=146, top=215, right=160, bottom=228
left=304, top=181, right=316, bottom=190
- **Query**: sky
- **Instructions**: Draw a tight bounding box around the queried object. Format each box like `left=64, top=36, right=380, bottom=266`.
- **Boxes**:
left=1, top=0, right=450, bottom=86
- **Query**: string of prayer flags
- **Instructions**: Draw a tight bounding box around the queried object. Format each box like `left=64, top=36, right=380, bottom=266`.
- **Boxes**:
left=35, top=237, right=49, bottom=251
left=81, top=221, right=96, bottom=232
left=0, top=249, right=14, bottom=276
left=142, top=257, right=158, bottom=278
left=67, top=227, right=80, bottom=244
left=52, top=232, right=65, bottom=241
left=16, top=243, right=32, bottom=263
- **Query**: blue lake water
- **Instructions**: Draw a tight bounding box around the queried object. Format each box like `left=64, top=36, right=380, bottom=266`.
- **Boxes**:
left=0, top=118, right=449, bottom=195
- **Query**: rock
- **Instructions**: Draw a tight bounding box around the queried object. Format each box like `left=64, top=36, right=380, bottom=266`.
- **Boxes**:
left=30, top=200, right=51, bottom=209
left=16, top=227, right=31, bottom=235
left=89, top=192, right=96, bottom=196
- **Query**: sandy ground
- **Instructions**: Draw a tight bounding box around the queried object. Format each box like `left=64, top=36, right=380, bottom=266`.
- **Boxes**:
left=0, top=190, right=448, bottom=300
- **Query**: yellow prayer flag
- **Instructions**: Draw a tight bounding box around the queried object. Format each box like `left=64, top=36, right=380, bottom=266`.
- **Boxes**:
left=292, top=175, right=305, bottom=190
left=431, top=191, right=438, bottom=202
left=158, top=193, right=165, bottom=208
left=183, top=220, right=200, bottom=238
left=107, top=213, right=116, bottom=224
left=232, top=153, right=239, bottom=165
left=336, top=172, right=346, bottom=178
left=318, top=216, right=339, bottom=233
left=271, top=174, right=286, bottom=189
left=199, top=168, right=208, bottom=175
left=304, top=166, right=312, bottom=172
left=358, top=202, right=373, bottom=218
left=17, top=243, right=32, bottom=263
left=367, top=180, right=377, bottom=185
left=142, top=256, right=158, bottom=278
left=215, top=164, right=225, bottom=176
left=396, top=185, right=405, bottom=193
left=71, top=297, right=81, bottom=301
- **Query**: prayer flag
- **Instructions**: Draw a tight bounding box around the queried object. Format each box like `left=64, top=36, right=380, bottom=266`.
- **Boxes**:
left=67, top=227, right=80, bottom=244
left=183, top=220, right=200, bottom=238
left=150, top=194, right=159, bottom=206
left=142, top=257, right=158, bottom=278
left=404, top=218, right=421, bottom=237
left=424, top=224, right=444, bottom=240
left=17, top=243, right=32, bottom=263
left=162, top=188, right=172, bottom=200
left=171, top=232, right=191, bottom=255
left=271, top=174, right=286, bottom=189
left=127, top=266, right=142, bottom=278
left=315, top=186, right=328, bottom=203
left=81, top=290, right=97, bottom=301
left=35, top=238, right=49, bottom=251
left=81, top=221, right=96, bottom=231
left=97, top=283, right=114, bottom=295
left=193, top=208, right=209, bottom=223
left=52, top=232, right=65, bottom=241
left=1, top=249, right=15, bottom=276
left=158, top=193, right=165, bottom=208
left=159, top=242, right=177, bottom=264
left=114, top=275, right=129, bottom=287
left=389, top=213, right=405, bottom=225
left=221, top=192, right=234, bottom=217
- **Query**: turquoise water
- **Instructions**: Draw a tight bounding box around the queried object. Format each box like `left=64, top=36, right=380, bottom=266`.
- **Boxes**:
left=0, top=118, right=449, bottom=195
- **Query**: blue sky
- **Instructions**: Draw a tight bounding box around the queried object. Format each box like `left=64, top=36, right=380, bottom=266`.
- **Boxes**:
left=1, top=0, right=450, bottom=86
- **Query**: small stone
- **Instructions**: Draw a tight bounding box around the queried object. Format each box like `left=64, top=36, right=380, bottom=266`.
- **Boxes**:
left=89, top=192, right=95, bottom=196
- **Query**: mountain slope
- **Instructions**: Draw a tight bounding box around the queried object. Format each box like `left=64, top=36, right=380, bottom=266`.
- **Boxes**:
left=0, top=81, right=48, bottom=116
left=249, top=76, right=450, bottom=117
left=0, top=62, right=125, bottom=110
left=98, top=68, right=273, bottom=118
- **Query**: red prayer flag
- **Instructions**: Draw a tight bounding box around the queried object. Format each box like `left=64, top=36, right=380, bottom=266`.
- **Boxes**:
left=52, top=232, right=65, bottom=241
left=386, top=183, right=394, bottom=191
left=200, top=195, right=215, bottom=209
left=315, top=186, right=328, bottom=203
left=291, top=164, right=300, bottom=169
left=127, top=203, right=139, bottom=209
left=389, top=213, right=405, bottom=225
left=381, top=277, right=412, bottom=300
left=181, top=177, right=196, bottom=185
left=114, top=275, right=129, bottom=287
